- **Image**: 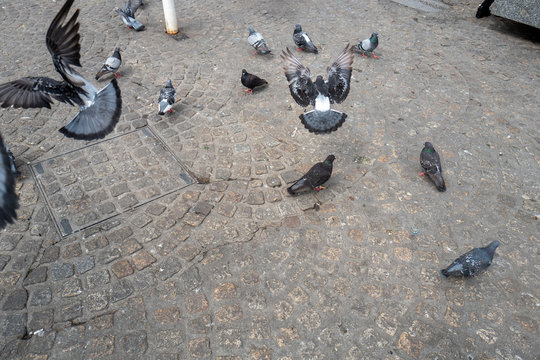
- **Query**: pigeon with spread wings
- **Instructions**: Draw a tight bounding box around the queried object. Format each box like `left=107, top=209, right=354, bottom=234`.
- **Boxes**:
left=0, top=0, right=122, bottom=140
left=281, top=44, right=354, bottom=134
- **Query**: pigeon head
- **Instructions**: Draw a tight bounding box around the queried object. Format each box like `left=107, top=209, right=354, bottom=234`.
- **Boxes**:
left=485, top=241, right=501, bottom=254
left=423, top=142, right=435, bottom=150
left=371, top=32, right=378, bottom=40
left=294, top=24, right=302, bottom=33
left=325, top=155, right=336, bottom=164
left=248, top=27, right=255, bottom=34
left=165, top=79, right=173, bottom=87
left=242, top=69, right=247, bottom=76
left=114, top=47, right=122, bottom=53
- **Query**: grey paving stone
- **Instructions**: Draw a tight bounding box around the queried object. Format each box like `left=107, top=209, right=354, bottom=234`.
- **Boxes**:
left=74, top=256, right=95, bottom=274
left=50, top=263, right=74, bottom=281
left=2, top=289, right=28, bottom=310
left=1, top=313, right=27, bottom=337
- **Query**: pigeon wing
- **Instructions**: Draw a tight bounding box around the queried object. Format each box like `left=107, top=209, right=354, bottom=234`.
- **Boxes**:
left=304, top=162, right=332, bottom=187
left=326, top=44, right=354, bottom=104
left=0, top=134, right=19, bottom=229
left=281, top=48, right=316, bottom=107
left=46, top=0, right=86, bottom=88
left=0, top=77, right=79, bottom=109
left=420, top=150, right=442, bottom=174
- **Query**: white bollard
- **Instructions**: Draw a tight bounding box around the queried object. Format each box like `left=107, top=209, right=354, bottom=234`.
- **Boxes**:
left=162, top=0, right=178, bottom=34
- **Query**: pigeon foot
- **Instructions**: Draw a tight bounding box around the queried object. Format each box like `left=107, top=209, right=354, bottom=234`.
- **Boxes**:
left=372, top=54, right=379, bottom=59
left=114, top=73, right=120, bottom=79
left=168, top=109, right=174, bottom=113
left=418, top=172, right=425, bottom=176
left=314, top=186, right=327, bottom=191
left=298, top=48, right=303, bottom=51
left=362, top=53, right=367, bottom=57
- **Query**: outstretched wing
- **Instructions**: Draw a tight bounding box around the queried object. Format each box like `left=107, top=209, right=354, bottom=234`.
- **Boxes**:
left=281, top=48, right=316, bottom=107
left=0, top=77, right=79, bottom=109
left=326, top=44, right=354, bottom=104
left=129, top=0, right=144, bottom=15
left=0, top=134, right=19, bottom=229
left=46, top=0, right=84, bottom=86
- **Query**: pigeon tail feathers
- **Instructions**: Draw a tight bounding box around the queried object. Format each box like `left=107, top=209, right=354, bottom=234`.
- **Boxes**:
left=59, top=79, right=122, bottom=140
left=429, top=172, right=446, bottom=192
left=300, top=110, right=346, bottom=134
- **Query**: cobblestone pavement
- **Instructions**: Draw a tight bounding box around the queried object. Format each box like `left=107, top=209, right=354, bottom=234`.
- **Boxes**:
left=1, top=0, right=539, bottom=359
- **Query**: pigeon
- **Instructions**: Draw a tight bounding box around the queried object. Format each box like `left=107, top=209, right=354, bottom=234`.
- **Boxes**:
left=116, top=0, right=145, bottom=31
left=0, top=0, right=122, bottom=141
left=287, top=155, right=335, bottom=195
left=0, top=133, right=19, bottom=229
left=441, top=241, right=501, bottom=277
left=158, top=79, right=176, bottom=115
left=293, top=24, right=318, bottom=53
left=476, top=0, right=494, bottom=18
left=248, top=27, right=271, bottom=55
left=95, top=47, right=122, bottom=80
left=241, top=69, right=268, bottom=95
left=281, top=44, right=354, bottom=134
left=419, top=142, right=446, bottom=192
left=356, top=32, right=378, bottom=58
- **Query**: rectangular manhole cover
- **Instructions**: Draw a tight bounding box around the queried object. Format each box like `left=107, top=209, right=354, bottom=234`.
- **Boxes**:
left=31, top=127, right=194, bottom=236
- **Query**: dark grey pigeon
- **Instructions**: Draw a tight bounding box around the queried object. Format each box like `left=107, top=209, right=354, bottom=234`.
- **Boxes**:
left=0, top=133, right=19, bottom=229
left=420, top=142, right=446, bottom=192
left=287, top=155, right=335, bottom=195
left=241, top=69, right=268, bottom=95
left=281, top=44, right=354, bottom=134
left=441, top=241, right=500, bottom=277
left=95, top=47, right=122, bottom=80
left=116, top=0, right=145, bottom=31
left=293, top=24, right=318, bottom=53
left=355, top=32, right=378, bottom=58
left=158, top=79, right=176, bottom=115
left=248, top=27, right=271, bottom=55
left=0, top=0, right=122, bottom=141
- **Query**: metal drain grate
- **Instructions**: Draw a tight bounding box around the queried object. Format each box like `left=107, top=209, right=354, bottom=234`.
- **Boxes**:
left=31, top=127, right=194, bottom=237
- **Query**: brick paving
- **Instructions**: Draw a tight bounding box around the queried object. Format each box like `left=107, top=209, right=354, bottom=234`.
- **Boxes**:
left=0, top=0, right=539, bottom=359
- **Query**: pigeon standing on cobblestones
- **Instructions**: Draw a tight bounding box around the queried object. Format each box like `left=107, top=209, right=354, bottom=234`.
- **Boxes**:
left=0, top=0, right=122, bottom=140
left=356, top=32, right=378, bottom=58
left=419, top=142, right=446, bottom=192
left=241, top=69, right=268, bottom=95
left=0, top=133, right=19, bottom=229
left=287, top=155, right=335, bottom=195
left=441, top=241, right=500, bottom=277
left=281, top=44, right=354, bottom=133
left=248, top=27, right=271, bottom=55
left=158, top=79, right=176, bottom=115
left=293, top=24, right=318, bottom=53
left=116, top=0, right=145, bottom=31
left=95, top=47, right=122, bottom=80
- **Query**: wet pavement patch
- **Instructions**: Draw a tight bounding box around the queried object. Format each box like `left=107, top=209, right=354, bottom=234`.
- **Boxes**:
left=30, top=127, right=194, bottom=237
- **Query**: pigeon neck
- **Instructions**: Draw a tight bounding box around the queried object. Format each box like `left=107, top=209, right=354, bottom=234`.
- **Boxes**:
left=423, top=147, right=434, bottom=153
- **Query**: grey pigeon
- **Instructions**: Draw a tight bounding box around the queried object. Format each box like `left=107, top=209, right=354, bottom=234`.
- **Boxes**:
left=287, top=155, right=335, bottom=195
left=241, top=69, right=268, bottom=95
left=158, top=79, right=176, bottom=115
left=356, top=32, right=378, bottom=58
left=293, top=24, right=318, bottom=53
left=116, top=0, right=145, bottom=31
left=95, top=47, right=122, bottom=80
left=441, top=241, right=500, bottom=277
left=0, top=133, right=19, bottom=229
left=248, top=27, right=271, bottom=55
left=420, top=142, right=446, bottom=192
left=0, top=0, right=122, bottom=141
left=281, top=44, right=354, bottom=133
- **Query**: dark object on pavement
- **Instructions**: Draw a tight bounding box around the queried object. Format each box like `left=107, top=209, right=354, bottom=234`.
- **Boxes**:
left=441, top=241, right=500, bottom=277
left=420, top=142, right=446, bottom=192
left=287, top=155, right=335, bottom=195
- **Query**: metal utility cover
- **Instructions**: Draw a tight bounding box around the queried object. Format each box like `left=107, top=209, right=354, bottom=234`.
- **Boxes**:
left=31, top=127, right=194, bottom=237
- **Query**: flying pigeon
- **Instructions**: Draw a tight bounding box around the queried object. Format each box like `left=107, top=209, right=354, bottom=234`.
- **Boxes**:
left=241, top=69, right=268, bottom=95
left=441, top=241, right=500, bottom=277
left=0, top=0, right=122, bottom=141
left=0, top=133, right=19, bottom=229
left=281, top=44, right=354, bottom=134
left=355, top=32, right=378, bottom=58
left=95, top=47, right=122, bottom=80
left=419, top=142, right=446, bottom=192
left=293, top=24, right=318, bottom=53
left=158, top=79, right=176, bottom=115
left=116, top=0, right=145, bottom=31
left=248, top=27, right=271, bottom=55
left=287, top=155, right=335, bottom=195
